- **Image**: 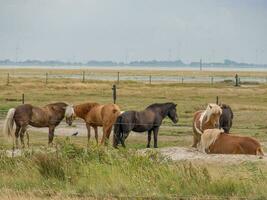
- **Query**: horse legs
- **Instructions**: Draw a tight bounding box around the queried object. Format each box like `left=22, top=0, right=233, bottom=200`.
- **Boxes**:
left=14, top=126, right=21, bottom=149
left=121, top=137, right=126, bottom=148
left=48, top=126, right=55, bottom=145
left=86, top=123, right=91, bottom=144
left=19, top=126, right=27, bottom=148
left=153, top=128, right=159, bottom=148
left=93, top=126, right=98, bottom=144
left=25, top=130, right=30, bottom=148
left=146, top=130, right=152, bottom=148
left=192, top=133, right=201, bottom=148
left=101, top=125, right=110, bottom=145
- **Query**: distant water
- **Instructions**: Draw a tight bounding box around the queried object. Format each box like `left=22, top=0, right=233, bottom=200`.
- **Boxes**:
left=0, top=65, right=267, bottom=71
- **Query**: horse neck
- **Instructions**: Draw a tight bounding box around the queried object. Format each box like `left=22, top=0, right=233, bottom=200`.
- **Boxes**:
left=74, top=105, right=86, bottom=119
left=157, top=104, right=171, bottom=118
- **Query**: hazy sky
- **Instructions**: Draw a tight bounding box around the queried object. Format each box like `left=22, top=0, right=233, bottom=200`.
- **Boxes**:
left=0, top=0, right=267, bottom=63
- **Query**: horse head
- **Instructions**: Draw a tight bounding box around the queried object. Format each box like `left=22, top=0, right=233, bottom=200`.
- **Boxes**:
left=65, top=105, right=76, bottom=126
left=167, top=103, right=179, bottom=124
left=205, top=103, right=222, bottom=128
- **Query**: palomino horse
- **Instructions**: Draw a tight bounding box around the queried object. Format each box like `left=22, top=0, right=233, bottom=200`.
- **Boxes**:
left=3, top=102, right=74, bottom=148
left=113, top=102, right=178, bottom=148
left=192, top=103, right=222, bottom=148
left=199, top=129, right=264, bottom=156
left=72, top=102, right=121, bottom=145
left=219, top=104, right=233, bottom=133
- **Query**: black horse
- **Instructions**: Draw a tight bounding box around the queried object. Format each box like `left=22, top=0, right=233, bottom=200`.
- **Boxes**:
left=113, top=102, right=178, bottom=148
left=219, top=104, right=234, bottom=133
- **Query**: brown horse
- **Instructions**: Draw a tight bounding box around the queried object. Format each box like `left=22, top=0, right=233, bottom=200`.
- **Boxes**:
left=72, top=102, right=121, bottom=145
left=3, top=102, right=75, bottom=148
left=192, top=103, right=222, bottom=148
left=199, top=129, right=264, bottom=156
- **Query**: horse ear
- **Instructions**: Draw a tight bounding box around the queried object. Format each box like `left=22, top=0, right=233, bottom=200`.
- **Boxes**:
left=209, top=104, right=212, bottom=109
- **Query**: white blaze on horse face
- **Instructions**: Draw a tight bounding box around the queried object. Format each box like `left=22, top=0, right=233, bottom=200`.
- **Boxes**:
left=65, top=105, right=75, bottom=118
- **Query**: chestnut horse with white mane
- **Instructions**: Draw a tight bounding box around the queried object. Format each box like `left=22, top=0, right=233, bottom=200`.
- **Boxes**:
left=192, top=103, right=222, bottom=147
left=71, top=102, right=121, bottom=145
left=199, top=129, right=264, bottom=156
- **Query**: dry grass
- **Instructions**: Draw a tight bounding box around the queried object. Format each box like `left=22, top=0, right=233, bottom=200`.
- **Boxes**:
left=0, top=68, right=267, bottom=199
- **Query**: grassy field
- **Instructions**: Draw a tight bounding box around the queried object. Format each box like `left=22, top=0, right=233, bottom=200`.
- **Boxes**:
left=0, top=68, right=267, bottom=199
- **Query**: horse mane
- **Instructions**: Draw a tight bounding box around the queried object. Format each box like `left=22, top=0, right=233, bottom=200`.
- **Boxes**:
left=45, top=102, right=68, bottom=108
left=146, top=102, right=175, bottom=110
left=220, top=104, right=229, bottom=109
left=199, top=129, right=224, bottom=153
left=203, top=103, right=222, bottom=123
left=65, top=105, right=75, bottom=118
left=220, top=104, right=234, bottom=119
left=44, top=102, right=74, bottom=117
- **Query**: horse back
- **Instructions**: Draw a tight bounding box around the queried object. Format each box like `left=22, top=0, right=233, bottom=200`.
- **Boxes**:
left=101, top=103, right=121, bottom=122
left=74, top=102, right=100, bottom=119
left=135, top=110, right=156, bottom=124
left=85, top=103, right=120, bottom=126
left=210, top=134, right=262, bottom=155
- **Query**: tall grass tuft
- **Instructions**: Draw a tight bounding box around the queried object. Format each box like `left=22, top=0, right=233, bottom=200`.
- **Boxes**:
left=34, top=153, right=65, bottom=181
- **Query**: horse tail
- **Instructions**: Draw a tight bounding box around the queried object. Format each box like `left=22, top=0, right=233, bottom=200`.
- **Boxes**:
left=256, top=147, right=264, bottom=156
left=3, top=108, right=16, bottom=137
left=113, top=115, right=123, bottom=147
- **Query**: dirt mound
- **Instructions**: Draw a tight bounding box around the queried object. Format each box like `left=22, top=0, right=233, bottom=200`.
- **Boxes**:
left=142, top=147, right=266, bottom=164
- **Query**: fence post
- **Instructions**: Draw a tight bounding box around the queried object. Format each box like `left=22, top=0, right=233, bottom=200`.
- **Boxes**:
left=6, top=73, right=9, bottom=85
left=235, top=74, right=239, bottom=86
left=112, top=84, right=117, bottom=104
left=22, top=93, right=25, bottom=104
left=149, top=75, right=152, bottom=84
left=82, top=71, right=85, bottom=83
left=45, top=72, right=48, bottom=84
left=211, top=77, right=214, bottom=85
left=181, top=77, right=184, bottom=84
left=216, top=96, right=219, bottom=105
left=117, top=72, right=120, bottom=84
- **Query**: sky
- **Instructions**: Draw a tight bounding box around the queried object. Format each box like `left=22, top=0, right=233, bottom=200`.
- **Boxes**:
left=0, top=0, right=267, bottom=64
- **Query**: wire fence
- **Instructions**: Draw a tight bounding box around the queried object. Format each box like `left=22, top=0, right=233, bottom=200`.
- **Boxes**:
left=1, top=71, right=267, bottom=84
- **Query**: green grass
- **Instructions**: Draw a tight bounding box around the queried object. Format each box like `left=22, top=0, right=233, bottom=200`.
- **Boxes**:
left=0, top=139, right=267, bottom=199
left=1, top=68, right=267, bottom=199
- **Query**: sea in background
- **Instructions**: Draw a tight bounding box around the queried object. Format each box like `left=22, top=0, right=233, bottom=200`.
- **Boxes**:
left=1, top=65, right=267, bottom=72
left=1, top=65, right=267, bottom=84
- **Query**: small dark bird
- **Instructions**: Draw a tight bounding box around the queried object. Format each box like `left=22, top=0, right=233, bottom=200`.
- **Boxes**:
left=72, top=132, right=79, bottom=136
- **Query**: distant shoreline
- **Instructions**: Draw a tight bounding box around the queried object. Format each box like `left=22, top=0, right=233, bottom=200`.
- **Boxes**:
left=0, top=65, right=267, bottom=72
